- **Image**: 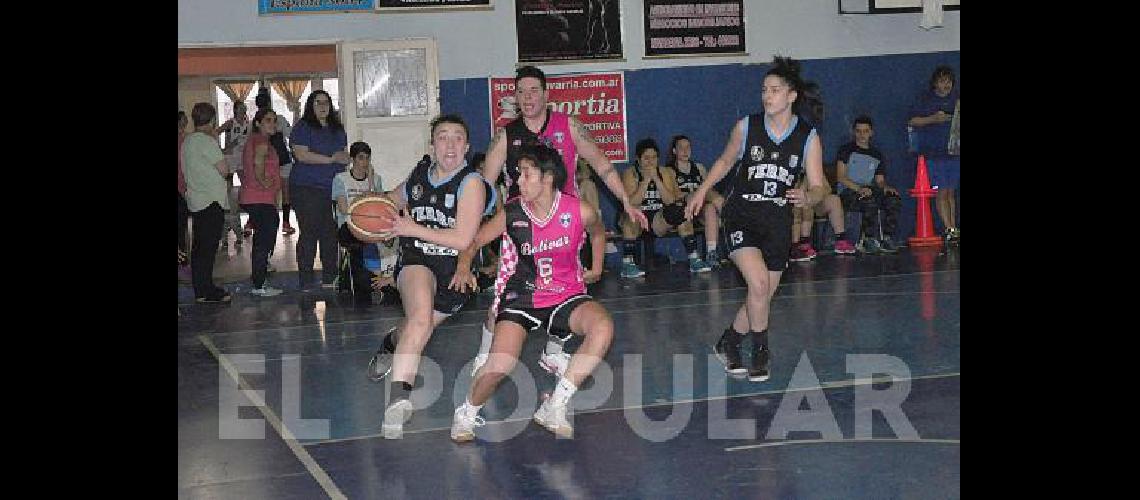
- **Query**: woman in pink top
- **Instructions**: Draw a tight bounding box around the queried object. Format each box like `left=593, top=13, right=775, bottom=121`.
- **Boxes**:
left=239, top=108, right=284, bottom=296
left=449, top=145, right=613, bottom=442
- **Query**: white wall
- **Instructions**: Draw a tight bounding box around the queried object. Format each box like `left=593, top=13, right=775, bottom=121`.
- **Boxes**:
left=178, top=1, right=959, bottom=80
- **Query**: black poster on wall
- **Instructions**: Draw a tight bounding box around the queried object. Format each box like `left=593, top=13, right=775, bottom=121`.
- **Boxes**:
left=516, top=1, right=623, bottom=63
left=644, top=1, right=745, bottom=57
left=376, top=0, right=490, bottom=8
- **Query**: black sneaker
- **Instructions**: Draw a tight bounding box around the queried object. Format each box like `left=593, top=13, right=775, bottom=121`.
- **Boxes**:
left=367, top=327, right=398, bottom=382
left=714, top=329, right=747, bottom=374
left=948, top=227, right=960, bottom=245
left=879, top=237, right=899, bottom=254
left=748, top=345, right=770, bottom=382
left=195, top=291, right=232, bottom=304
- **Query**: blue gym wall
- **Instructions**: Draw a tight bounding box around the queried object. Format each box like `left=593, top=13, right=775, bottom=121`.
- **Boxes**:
left=442, top=50, right=960, bottom=240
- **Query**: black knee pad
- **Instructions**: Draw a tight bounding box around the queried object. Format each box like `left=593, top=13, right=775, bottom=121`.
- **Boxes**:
left=663, top=203, right=687, bottom=226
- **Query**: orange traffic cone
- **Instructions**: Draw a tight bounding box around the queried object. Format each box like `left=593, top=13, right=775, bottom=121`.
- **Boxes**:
left=908, top=155, right=943, bottom=248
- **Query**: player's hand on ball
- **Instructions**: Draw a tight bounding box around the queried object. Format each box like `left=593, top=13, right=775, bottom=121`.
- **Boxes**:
left=384, top=211, right=417, bottom=238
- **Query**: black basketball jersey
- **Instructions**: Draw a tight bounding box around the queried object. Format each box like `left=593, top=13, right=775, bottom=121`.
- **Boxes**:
left=634, top=164, right=664, bottom=212
left=400, top=159, right=493, bottom=260
left=724, top=114, right=814, bottom=213
left=673, top=162, right=704, bottom=194
left=505, top=118, right=544, bottom=200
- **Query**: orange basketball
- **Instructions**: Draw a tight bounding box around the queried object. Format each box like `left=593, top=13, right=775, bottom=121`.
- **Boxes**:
left=347, top=195, right=398, bottom=238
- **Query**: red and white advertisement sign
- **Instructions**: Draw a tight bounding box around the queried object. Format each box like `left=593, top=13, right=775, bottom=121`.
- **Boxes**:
left=489, top=71, right=628, bottom=162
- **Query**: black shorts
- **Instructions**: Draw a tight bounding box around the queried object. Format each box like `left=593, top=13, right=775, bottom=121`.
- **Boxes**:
left=496, top=294, right=593, bottom=342
left=396, top=251, right=474, bottom=315
left=722, top=205, right=793, bottom=271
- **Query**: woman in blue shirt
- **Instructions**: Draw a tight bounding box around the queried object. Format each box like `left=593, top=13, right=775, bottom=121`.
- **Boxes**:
left=908, top=65, right=960, bottom=244
left=289, top=90, right=350, bottom=288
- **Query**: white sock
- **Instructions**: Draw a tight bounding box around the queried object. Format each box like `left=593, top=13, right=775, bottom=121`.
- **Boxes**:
left=478, top=324, right=493, bottom=356
left=464, top=397, right=483, bottom=415
left=550, top=377, right=577, bottom=408
left=707, top=241, right=717, bottom=252
left=545, top=335, right=565, bottom=356
left=688, top=251, right=700, bottom=259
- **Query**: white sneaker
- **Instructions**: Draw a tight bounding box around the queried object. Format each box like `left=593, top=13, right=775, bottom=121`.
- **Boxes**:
left=533, top=399, right=573, bottom=438
left=450, top=403, right=486, bottom=443
left=250, top=285, right=283, bottom=297
left=539, top=350, right=571, bottom=377
left=470, top=353, right=488, bottom=378
left=381, top=399, right=414, bottom=439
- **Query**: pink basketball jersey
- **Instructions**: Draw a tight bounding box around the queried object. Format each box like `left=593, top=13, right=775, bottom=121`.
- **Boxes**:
left=492, top=192, right=586, bottom=311
left=539, top=112, right=579, bottom=195
left=504, top=110, right=580, bottom=200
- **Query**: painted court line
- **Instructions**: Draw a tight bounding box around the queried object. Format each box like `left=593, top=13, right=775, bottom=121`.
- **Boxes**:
left=199, top=335, right=347, bottom=500
left=724, top=438, right=961, bottom=452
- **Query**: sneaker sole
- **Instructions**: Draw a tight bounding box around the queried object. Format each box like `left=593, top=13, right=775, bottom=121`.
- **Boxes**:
left=713, top=349, right=748, bottom=374
left=533, top=414, right=574, bottom=438
left=748, top=373, right=771, bottom=382
left=367, top=351, right=393, bottom=382
left=382, top=402, right=413, bottom=439
left=834, top=250, right=856, bottom=255
left=690, top=267, right=712, bottom=273
left=451, top=430, right=475, bottom=443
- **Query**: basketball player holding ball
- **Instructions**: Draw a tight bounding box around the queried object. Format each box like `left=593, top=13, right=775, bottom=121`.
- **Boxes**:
left=352, top=114, right=496, bottom=439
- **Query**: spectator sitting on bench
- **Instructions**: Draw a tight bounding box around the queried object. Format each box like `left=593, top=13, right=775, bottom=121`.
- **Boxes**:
left=619, top=138, right=711, bottom=278
left=666, top=135, right=725, bottom=268
left=790, top=172, right=855, bottom=261
left=333, top=141, right=385, bottom=304
left=836, top=115, right=901, bottom=254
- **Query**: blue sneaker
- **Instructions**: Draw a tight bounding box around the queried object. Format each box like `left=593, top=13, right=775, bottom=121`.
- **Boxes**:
left=621, top=261, right=645, bottom=278
left=688, top=256, right=711, bottom=273
left=862, top=237, right=883, bottom=255
left=706, top=248, right=722, bottom=268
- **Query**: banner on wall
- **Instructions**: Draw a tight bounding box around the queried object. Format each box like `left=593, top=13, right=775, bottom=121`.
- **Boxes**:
left=376, top=0, right=490, bottom=9
left=259, top=0, right=374, bottom=15
left=644, top=1, right=745, bottom=57
left=489, top=72, right=628, bottom=162
left=515, top=1, right=623, bottom=63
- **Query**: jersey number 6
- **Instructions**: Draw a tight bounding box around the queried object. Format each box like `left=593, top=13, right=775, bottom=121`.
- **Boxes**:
left=538, top=257, right=554, bottom=285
